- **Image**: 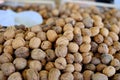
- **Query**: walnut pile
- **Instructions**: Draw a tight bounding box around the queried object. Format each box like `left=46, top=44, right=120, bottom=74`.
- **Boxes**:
left=0, top=3, right=120, bottom=80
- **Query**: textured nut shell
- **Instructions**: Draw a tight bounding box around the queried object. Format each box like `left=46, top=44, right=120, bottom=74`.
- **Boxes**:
left=47, top=30, right=58, bottom=42
left=31, top=49, right=46, bottom=60
left=1, top=63, right=15, bottom=76
left=28, top=60, right=42, bottom=71
left=13, top=58, right=27, bottom=70
left=92, top=73, right=108, bottom=80
left=23, top=69, right=39, bottom=80
left=12, top=37, right=25, bottom=49
left=55, top=45, right=67, bottom=57
left=60, top=72, right=74, bottom=80
left=56, top=36, right=69, bottom=46
left=103, top=66, right=116, bottom=77
left=8, top=72, right=22, bottom=80
left=39, top=70, right=48, bottom=80
left=48, top=68, right=61, bottom=80
left=14, top=47, right=29, bottom=58
left=55, top=57, right=67, bottom=70
left=29, top=37, right=41, bottom=49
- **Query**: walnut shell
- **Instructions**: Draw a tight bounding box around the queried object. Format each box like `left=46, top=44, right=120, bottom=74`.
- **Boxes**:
left=13, top=58, right=27, bottom=70
left=8, top=72, right=22, bottom=80
left=48, top=68, right=61, bottom=80
left=31, top=49, right=46, bottom=61
left=55, top=57, right=67, bottom=70
left=29, top=37, right=41, bottom=49
left=22, top=69, right=39, bottom=80
left=1, top=63, right=15, bottom=76
left=12, top=37, right=25, bottom=49
left=55, top=45, right=67, bottom=57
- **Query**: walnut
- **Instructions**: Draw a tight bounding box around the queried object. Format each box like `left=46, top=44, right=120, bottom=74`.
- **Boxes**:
left=74, top=63, right=82, bottom=72
left=56, top=18, right=65, bottom=27
left=110, top=24, right=120, bottom=34
left=83, top=36, right=91, bottom=43
left=96, top=64, right=107, bottom=72
left=83, top=70, right=94, bottom=80
left=79, top=43, right=91, bottom=53
left=55, top=57, right=67, bottom=70
left=52, top=9, right=59, bottom=16
left=101, top=53, right=113, bottom=64
left=113, top=41, right=120, bottom=51
left=82, top=52, right=92, bottom=64
left=25, top=32, right=36, bottom=40
left=0, top=71, right=6, bottom=80
left=108, top=46, right=116, bottom=55
left=22, top=69, right=39, bottom=80
left=83, top=17, right=93, bottom=28
left=75, top=22, right=85, bottom=29
left=65, top=54, right=74, bottom=64
left=63, top=30, right=74, bottom=41
left=0, top=53, right=13, bottom=63
left=112, top=74, right=120, bottom=80
left=104, top=37, right=113, bottom=46
left=14, top=47, right=29, bottom=58
left=37, top=31, right=47, bottom=41
left=31, top=49, right=46, bottom=61
left=90, top=27, right=100, bottom=37
left=68, top=42, right=79, bottom=53
left=64, top=17, right=75, bottom=25
left=41, top=41, right=52, bottom=50
left=3, top=28, right=15, bottom=40
left=45, top=62, right=54, bottom=71
left=109, top=32, right=119, bottom=41
left=92, top=73, right=108, bottom=80
left=1, top=63, right=15, bottom=76
left=29, top=37, right=41, bottom=49
left=81, top=28, right=91, bottom=36
left=31, top=26, right=42, bottom=33
left=12, top=37, right=25, bottom=49
left=94, top=34, right=104, bottom=44
left=63, top=23, right=73, bottom=32
left=52, top=26, right=62, bottom=34
left=73, top=72, right=83, bottom=80
left=91, top=41, right=98, bottom=52
left=85, top=64, right=96, bottom=71
left=73, top=52, right=83, bottom=63
left=64, top=64, right=74, bottom=72
left=39, top=70, right=48, bottom=80
left=56, top=36, right=69, bottom=46
left=3, top=39, right=13, bottom=46
left=28, top=60, right=42, bottom=72
left=71, top=12, right=83, bottom=21
left=100, top=28, right=109, bottom=37
left=73, top=26, right=81, bottom=35
left=91, top=57, right=100, bottom=65
left=110, top=59, right=120, bottom=70
left=46, top=49, right=56, bottom=61
left=74, top=34, right=83, bottom=45
left=55, top=45, right=67, bottom=57
left=15, top=33, right=24, bottom=38
left=3, top=46, right=13, bottom=55
left=60, top=72, right=74, bottom=80
left=47, top=30, right=58, bottom=42
left=98, top=43, right=109, bottom=54
left=8, top=72, right=22, bottom=80
left=48, top=68, right=61, bottom=80
left=13, top=58, right=27, bottom=70
left=103, top=66, right=116, bottom=77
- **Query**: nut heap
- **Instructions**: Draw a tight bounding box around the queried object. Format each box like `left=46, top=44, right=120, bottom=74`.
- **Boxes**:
left=0, top=3, right=120, bottom=80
